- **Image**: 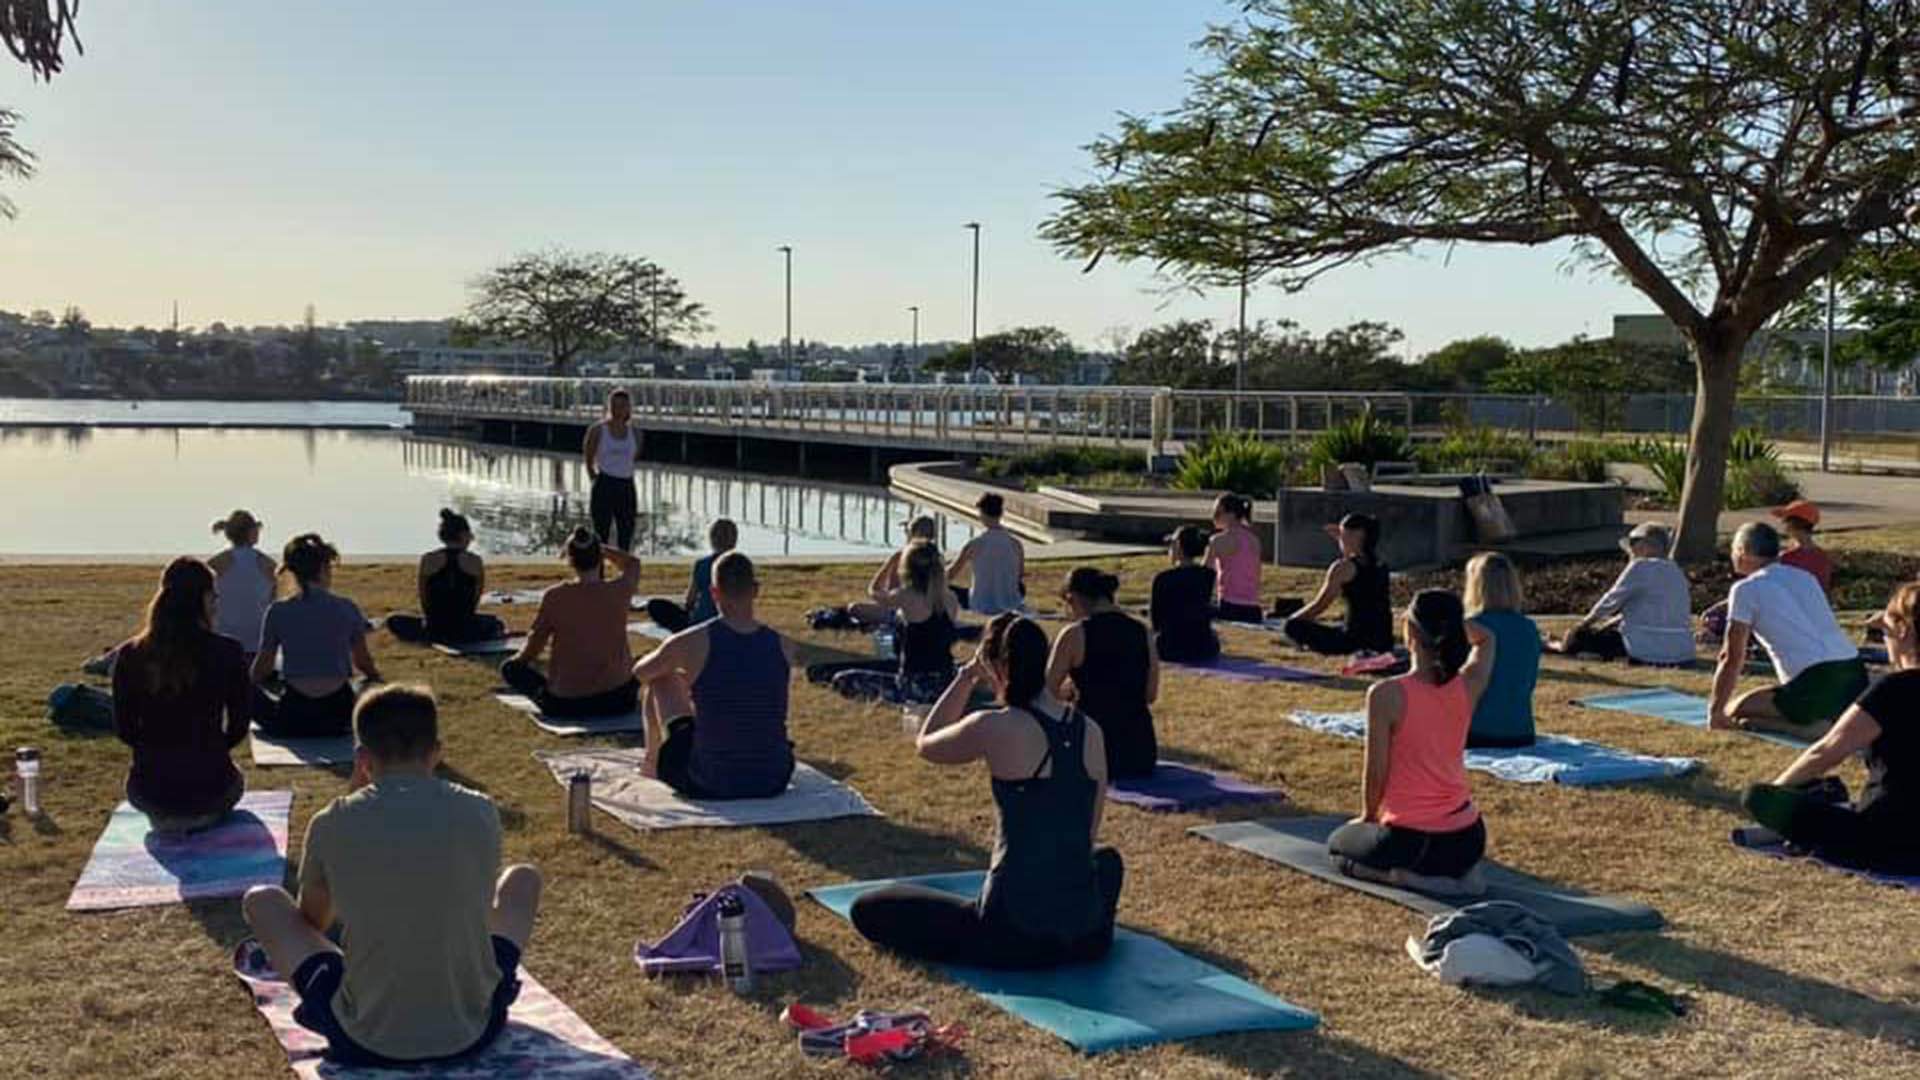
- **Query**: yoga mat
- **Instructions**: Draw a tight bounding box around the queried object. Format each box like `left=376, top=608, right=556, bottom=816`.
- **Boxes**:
left=1166, top=656, right=1321, bottom=684
left=234, top=941, right=654, bottom=1079
left=1287, top=711, right=1701, bottom=787
left=479, top=589, right=548, bottom=607
left=1106, top=762, right=1285, bottom=812
left=535, top=748, right=881, bottom=830
left=431, top=637, right=526, bottom=657
left=1189, top=816, right=1663, bottom=937
left=808, top=871, right=1318, bottom=1053
left=626, top=621, right=675, bottom=641
left=495, top=693, right=646, bottom=737
left=1730, top=826, right=1920, bottom=892
left=249, top=727, right=354, bottom=767
left=1574, top=688, right=1812, bottom=749
left=68, top=791, right=293, bottom=912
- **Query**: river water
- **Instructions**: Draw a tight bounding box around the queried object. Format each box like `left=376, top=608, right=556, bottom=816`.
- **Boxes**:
left=0, top=400, right=972, bottom=558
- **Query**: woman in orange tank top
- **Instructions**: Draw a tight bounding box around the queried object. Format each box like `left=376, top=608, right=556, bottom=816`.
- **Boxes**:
left=1328, top=589, right=1497, bottom=893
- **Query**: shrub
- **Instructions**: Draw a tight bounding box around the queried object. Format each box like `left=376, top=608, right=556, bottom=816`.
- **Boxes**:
left=1630, top=435, right=1800, bottom=509
left=1630, top=438, right=1689, bottom=504
left=1305, top=412, right=1413, bottom=469
left=978, top=445, right=1146, bottom=481
left=1174, top=429, right=1294, bottom=494
left=1728, top=427, right=1781, bottom=466
left=1532, top=439, right=1626, bottom=483
left=1413, top=423, right=1536, bottom=474
left=1726, top=457, right=1801, bottom=509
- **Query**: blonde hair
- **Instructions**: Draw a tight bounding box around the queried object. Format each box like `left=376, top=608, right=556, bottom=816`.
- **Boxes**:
left=1464, top=551, right=1524, bottom=615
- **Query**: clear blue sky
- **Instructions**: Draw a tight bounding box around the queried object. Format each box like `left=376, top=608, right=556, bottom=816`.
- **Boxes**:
left=0, top=0, right=1646, bottom=355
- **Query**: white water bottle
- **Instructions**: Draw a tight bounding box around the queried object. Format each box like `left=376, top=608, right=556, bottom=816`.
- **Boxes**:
left=15, top=747, right=41, bottom=816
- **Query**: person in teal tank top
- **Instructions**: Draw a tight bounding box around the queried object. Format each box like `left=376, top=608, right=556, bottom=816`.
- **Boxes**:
left=1462, top=553, right=1541, bottom=748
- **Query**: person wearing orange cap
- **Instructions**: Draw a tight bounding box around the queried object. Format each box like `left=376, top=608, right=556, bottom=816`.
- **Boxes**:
left=1772, top=500, right=1831, bottom=590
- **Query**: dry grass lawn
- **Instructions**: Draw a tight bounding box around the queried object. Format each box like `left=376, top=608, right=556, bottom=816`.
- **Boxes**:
left=2, top=546, right=1918, bottom=1078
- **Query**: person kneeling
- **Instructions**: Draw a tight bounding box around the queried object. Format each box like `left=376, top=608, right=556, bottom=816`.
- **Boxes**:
left=1329, top=589, right=1496, bottom=895
left=849, top=613, right=1123, bottom=969
left=1741, top=582, right=1920, bottom=876
left=634, top=552, right=798, bottom=799
left=241, top=685, right=540, bottom=1068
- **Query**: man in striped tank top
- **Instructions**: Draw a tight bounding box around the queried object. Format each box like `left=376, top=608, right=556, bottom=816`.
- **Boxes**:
left=633, top=552, right=798, bottom=799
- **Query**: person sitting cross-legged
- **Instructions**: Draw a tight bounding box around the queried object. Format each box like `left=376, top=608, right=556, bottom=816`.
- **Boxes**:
left=644, top=517, right=737, bottom=634
left=947, top=493, right=1026, bottom=615
left=1742, top=581, right=1920, bottom=875
left=500, top=528, right=641, bottom=718
left=1551, top=522, right=1695, bottom=665
left=1150, top=525, right=1220, bottom=664
left=1329, top=589, right=1497, bottom=895
left=1281, top=512, right=1395, bottom=656
left=634, top=552, right=798, bottom=799
left=845, top=514, right=940, bottom=628
left=1047, top=566, right=1160, bottom=780
left=252, top=533, right=382, bottom=738
left=386, top=509, right=509, bottom=646
left=830, top=540, right=960, bottom=706
left=241, top=685, right=541, bottom=1068
left=1463, top=552, right=1541, bottom=749
left=1708, top=521, right=1868, bottom=739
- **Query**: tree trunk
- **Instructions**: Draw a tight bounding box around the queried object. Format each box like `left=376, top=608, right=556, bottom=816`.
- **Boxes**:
left=1671, top=342, right=1744, bottom=563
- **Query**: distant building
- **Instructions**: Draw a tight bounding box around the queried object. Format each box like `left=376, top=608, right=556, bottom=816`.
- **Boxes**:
left=1612, top=313, right=1915, bottom=395
left=390, top=346, right=549, bottom=376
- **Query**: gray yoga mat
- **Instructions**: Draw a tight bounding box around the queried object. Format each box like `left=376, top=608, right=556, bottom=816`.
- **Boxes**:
left=1189, top=815, right=1663, bottom=937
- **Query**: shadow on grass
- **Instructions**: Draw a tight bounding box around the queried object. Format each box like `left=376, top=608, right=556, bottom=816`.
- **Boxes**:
left=582, top=828, right=659, bottom=872
left=780, top=813, right=991, bottom=885
left=1592, top=935, right=1920, bottom=1046
left=437, top=764, right=530, bottom=832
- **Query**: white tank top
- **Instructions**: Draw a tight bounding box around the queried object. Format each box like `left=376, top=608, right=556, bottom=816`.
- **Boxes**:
left=214, top=546, right=274, bottom=652
left=966, top=527, right=1025, bottom=614
left=595, top=422, right=637, bottom=480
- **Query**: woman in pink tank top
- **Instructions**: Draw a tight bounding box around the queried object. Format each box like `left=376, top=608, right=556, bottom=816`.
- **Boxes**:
left=1205, top=494, right=1264, bottom=623
left=1329, top=589, right=1497, bottom=892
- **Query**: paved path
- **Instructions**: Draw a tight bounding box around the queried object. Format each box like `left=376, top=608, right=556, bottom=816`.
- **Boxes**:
left=1626, top=468, right=1920, bottom=537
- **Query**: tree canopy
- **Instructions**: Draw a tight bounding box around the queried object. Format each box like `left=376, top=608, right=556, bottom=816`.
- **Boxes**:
left=1045, top=1, right=1920, bottom=559
left=1, top=2, right=84, bottom=217
left=923, top=326, right=1077, bottom=384
left=463, top=250, right=709, bottom=374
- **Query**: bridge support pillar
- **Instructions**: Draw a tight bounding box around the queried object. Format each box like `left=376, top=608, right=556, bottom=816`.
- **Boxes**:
left=736, top=437, right=745, bottom=468
left=798, top=442, right=808, bottom=474
left=868, top=446, right=880, bottom=482
left=680, top=432, right=689, bottom=462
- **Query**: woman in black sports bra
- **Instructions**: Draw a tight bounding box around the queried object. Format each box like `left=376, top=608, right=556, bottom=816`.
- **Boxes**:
left=387, top=509, right=508, bottom=645
left=849, top=612, right=1124, bottom=968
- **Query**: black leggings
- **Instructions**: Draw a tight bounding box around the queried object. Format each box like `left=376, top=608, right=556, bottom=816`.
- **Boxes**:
left=849, top=848, right=1124, bottom=969
left=1216, top=601, right=1265, bottom=625
left=591, top=475, right=638, bottom=552
left=254, top=683, right=357, bottom=738
left=387, top=612, right=507, bottom=645
left=1329, top=817, right=1487, bottom=878
left=1745, top=784, right=1920, bottom=875
left=499, top=660, right=638, bottom=718
left=1283, top=617, right=1371, bottom=656
left=644, top=599, right=692, bottom=634
left=1560, top=624, right=1629, bottom=661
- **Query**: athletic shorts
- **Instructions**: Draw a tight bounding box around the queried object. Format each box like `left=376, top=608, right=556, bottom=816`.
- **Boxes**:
left=1773, top=658, right=1870, bottom=729
left=291, top=936, right=521, bottom=1067
left=656, top=716, right=794, bottom=800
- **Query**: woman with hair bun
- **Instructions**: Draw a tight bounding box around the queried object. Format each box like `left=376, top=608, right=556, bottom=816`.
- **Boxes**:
left=251, top=533, right=382, bottom=737
left=113, top=557, right=251, bottom=832
left=386, top=509, right=508, bottom=645
left=1205, top=494, right=1264, bottom=623
left=1047, top=566, right=1159, bottom=779
left=501, top=526, right=641, bottom=717
left=849, top=613, right=1124, bottom=969
left=1328, top=588, right=1496, bottom=893
left=1282, top=512, right=1395, bottom=656
left=208, top=509, right=275, bottom=656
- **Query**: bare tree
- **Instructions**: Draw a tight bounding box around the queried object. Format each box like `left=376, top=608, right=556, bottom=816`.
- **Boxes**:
left=1044, top=1, right=1920, bottom=560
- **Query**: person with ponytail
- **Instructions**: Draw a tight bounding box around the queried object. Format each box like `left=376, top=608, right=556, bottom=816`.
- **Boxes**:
left=1329, top=589, right=1496, bottom=892
left=208, top=509, right=275, bottom=657
left=830, top=539, right=961, bottom=705
left=113, top=557, right=252, bottom=832
left=1281, top=512, right=1395, bottom=656
left=1046, top=566, right=1160, bottom=779
left=848, top=613, right=1124, bottom=969
left=1151, top=525, right=1220, bottom=664
left=387, top=509, right=508, bottom=645
left=253, top=534, right=381, bottom=737
left=1205, top=494, right=1265, bottom=623
left=1463, top=552, right=1542, bottom=748
left=501, top=527, right=641, bottom=718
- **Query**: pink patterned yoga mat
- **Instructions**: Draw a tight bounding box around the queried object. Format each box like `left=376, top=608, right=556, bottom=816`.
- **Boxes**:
left=234, top=942, right=653, bottom=1078
left=67, top=790, right=292, bottom=912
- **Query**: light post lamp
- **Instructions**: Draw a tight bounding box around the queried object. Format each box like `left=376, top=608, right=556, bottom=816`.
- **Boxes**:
left=964, top=222, right=981, bottom=383
left=907, top=305, right=920, bottom=384
left=778, top=245, right=793, bottom=376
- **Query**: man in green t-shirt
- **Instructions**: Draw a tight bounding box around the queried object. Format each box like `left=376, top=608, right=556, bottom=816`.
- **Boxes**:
left=242, top=685, right=542, bottom=1066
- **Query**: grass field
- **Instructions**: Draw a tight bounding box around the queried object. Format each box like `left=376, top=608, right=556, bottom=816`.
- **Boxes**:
left=2, top=544, right=1917, bottom=1079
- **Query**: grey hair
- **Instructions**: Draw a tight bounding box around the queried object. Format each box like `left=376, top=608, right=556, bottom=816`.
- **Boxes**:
left=1734, top=521, right=1781, bottom=561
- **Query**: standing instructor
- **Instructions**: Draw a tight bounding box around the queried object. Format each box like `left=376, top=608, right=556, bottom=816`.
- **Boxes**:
left=584, top=388, right=643, bottom=551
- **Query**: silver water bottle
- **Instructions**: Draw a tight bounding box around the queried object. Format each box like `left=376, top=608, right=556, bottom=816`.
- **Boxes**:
left=566, top=771, right=591, bottom=834
left=15, top=747, right=41, bottom=816
left=717, top=891, right=753, bottom=993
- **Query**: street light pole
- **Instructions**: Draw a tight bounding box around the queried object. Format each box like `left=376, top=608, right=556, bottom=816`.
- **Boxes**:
left=908, top=305, right=919, bottom=380
left=964, top=222, right=981, bottom=383
left=1820, top=273, right=1835, bottom=472
left=778, top=245, right=793, bottom=377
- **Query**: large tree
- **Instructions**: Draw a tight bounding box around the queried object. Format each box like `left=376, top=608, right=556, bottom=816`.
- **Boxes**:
left=924, top=325, right=1078, bottom=384
left=1044, top=1, right=1920, bottom=560
left=464, top=250, right=708, bottom=374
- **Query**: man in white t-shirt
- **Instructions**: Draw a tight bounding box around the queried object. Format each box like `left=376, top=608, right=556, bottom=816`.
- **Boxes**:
left=1708, top=522, right=1867, bottom=738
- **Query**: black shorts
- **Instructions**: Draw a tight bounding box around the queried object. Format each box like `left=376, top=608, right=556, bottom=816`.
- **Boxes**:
left=655, top=716, right=794, bottom=801
left=291, top=935, right=522, bottom=1067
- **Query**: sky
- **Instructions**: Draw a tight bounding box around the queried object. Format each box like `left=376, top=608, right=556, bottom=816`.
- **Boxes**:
left=0, top=0, right=1649, bottom=356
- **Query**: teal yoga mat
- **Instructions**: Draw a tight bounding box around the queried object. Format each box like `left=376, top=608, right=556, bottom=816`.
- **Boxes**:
left=1574, top=688, right=1811, bottom=749
left=808, top=871, right=1318, bottom=1053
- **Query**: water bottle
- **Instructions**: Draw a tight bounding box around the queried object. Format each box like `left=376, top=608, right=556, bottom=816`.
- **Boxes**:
left=15, top=747, right=41, bottom=816
left=872, top=626, right=897, bottom=661
left=716, top=891, right=753, bottom=993
left=566, top=772, right=592, bottom=834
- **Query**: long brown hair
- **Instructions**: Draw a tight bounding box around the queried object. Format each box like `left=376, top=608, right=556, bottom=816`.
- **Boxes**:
left=129, top=557, right=216, bottom=695
left=983, top=612, right=1049, bottom=710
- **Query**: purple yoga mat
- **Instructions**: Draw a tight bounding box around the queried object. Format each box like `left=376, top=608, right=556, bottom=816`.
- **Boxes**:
left=1168, top=656, right=1321, bottom=683
left=634, top=884, right=804, bottom=976
left=1106, top=762, right=1285, bottom=812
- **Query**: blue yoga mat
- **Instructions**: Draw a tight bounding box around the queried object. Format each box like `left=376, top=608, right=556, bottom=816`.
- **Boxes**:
left=808, top=871, right=1318, bottom=1053
left=1288, top=711, right=1700, bottom=786
left=1731, top=828, right=1920, bottom=892
left=1574, top=688, right=1811, bottom=749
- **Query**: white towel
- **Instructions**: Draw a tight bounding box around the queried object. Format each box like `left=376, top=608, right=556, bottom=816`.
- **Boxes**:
left=535, top=748, right=882, bottom=830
